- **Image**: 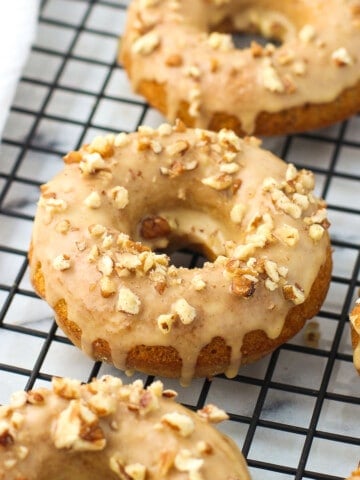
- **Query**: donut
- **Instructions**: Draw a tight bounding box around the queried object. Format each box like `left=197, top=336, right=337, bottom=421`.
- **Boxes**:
left=29, top=123, right=332, bottom=385
left=347, top=467, right=360, bottom=480
left=120, top=0, right=360, bottom=136
left=349, top=298, right=360, bottom=373
left=0, top=375, right=251, bottom=479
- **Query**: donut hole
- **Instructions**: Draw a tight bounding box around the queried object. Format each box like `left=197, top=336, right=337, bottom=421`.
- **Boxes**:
left=205, top=2, right=316, bottom=50
left=136, top=209, right=236, bottom=266
left=210, top=13, right=286, bottom=49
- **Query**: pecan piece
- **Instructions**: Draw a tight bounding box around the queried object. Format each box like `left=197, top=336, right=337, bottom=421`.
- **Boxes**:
left=140, top=216, right=171, bottom=239
left=231, top=276, right=256, bottom=298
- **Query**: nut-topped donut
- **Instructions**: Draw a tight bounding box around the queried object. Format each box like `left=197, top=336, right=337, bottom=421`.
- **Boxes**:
left=120, top=0, right=360, bottom=136
left=347, top=467, right=360, bottom=480
left=0, top=375, right=251, bottom=479
left=29, top=123, right=332, bottom=385
left=350, top=298, right=360, bottom=373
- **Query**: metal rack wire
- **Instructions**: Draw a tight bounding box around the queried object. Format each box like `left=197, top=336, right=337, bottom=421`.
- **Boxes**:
left=0, top=1, right=359, bottom=479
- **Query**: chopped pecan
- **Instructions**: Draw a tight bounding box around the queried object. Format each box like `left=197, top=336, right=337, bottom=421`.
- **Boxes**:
left=140, top=216, right=171, bottom=239
left=165, top=53, right=183, bottom=67
left=0, top=429, right=14, bottom=447
left=231, top=275, right=256, bottom=298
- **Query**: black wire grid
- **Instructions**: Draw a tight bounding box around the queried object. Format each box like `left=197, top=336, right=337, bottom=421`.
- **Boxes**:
left=0, top=0, right=359, bottom=479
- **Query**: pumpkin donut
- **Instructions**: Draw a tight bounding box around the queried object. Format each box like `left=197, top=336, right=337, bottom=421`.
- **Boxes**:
left=347, top=467, right=360, bottom=480
left=120, top=0, right=360, bottom=136
left=29, top=124, right=332, bottom=385
left=0, top=375, right=251, bottom=479
left=349, top=298, right=360, bottom=373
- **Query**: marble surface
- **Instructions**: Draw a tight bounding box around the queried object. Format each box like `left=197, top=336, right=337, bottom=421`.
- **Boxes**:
left=0, top=1, right=359, bottom=479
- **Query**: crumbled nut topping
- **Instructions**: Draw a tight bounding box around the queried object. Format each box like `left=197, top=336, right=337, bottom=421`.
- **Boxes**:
left=88, top=135, right=114, bottom=158
left=166, top=139, right=190, bottom=157
left=332, top=47, right=353, bottom=66
left=140, top=215, right=171, bottom=239
left=309, top=223, right=325, bottom=242
left=110, top=454, right=147, bottom=480
left=261, top=59, right=285, bottom=93
left=10, top=391, right=27, bottom=409
left=0, top=422, right=15, bottom=447
left=87, top=391, right=116, bottom=417
left=52, top=254, right=71, bottom=271
left=165, top=53, right=183, bottom=67
left=218, top=129, right=242, bottom=152
left=39, top=196, right=68, bottom=215
left=79, top=152, right=106, bottom=175
left=89, top=224, right=107, bottom=237
left=185, top=64, right=201, bottom=79
left=52, top=377, right=81, bottom=399
left=114, top=132, right=130, bottom=148
left=197, top=404, right=229, bottom=423
left=100, top=276, right=116, bottom=298
left=147, top=380, right=164, bottom=398
left=116, top=252, right=142, bottom=271
left=277, top=49, right=295, bottom=65
left=53, top=400, right=106, bottom=452
left=108, top=186, right=129, bottom=210
left=230, top=204, right=246, bottom=224
left=87, top=245, right=100, bottom=263
left=102, top=234, right=114, bottom=250
left=161, top=412, right=195, bottom=437
left=231, top=275, right=257, bottom=298
left=207, top=32, right=234, bottom=51
left=264, top=259, right=280, bottom=283
left=275, top=224, right=299, bottom=247
left=191, top=274, right=206, bottom=291
left=55, top=219, right=71, bottom=234
left=4, top=458, right=17, bottom=469
left=292, top=60, right=307, bottom=76
left=299, top=24, right=316, bottom=43
left=282, top=283, right=305, bottom=305
left=174, top=449, right=204, bottom=476
left=125, top=463, right=147, bottom=480
left=158, top=123, right=173, bottom=136
left=84, top=191, right=102, bottom=209
left=172, top=298, right=196, bottom=324
left=63, top=150, right=82, bottom=164
left=196, top=440, right=213, bottom=455
left=250, top=40, right=264, bottom=58
left=97, top=254, right=114, bottom=276
left=219, top=162, right=240, bottom=174
left=157, top=313, right=175, bottom=334
left=116, top=287, right=141, bottom=315
left=132, top=31, right=160, bottom=55
left=27, top=391, right=45, bottom=405
left=201, top=173, right=233, bottom=190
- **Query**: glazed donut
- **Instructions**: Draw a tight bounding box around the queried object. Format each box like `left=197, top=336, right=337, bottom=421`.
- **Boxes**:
left=29, top=124, right=332, bottom=385
left=347, top=467, right=360, bottom=480
left=120, top=0, right=360, bottom=136
left=0, top=375, right=251, bottom=479
left=349, top=298, right=360, bottom=373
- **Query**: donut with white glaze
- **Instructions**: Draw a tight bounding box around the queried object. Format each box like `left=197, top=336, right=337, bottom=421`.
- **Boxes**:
left=0, top=375, right=251, bottom=479
left=350, top=298, right=360, bottom=373
left=120, top=0, right=360, bottom=136
left=29, top=123, right=332, bottom=385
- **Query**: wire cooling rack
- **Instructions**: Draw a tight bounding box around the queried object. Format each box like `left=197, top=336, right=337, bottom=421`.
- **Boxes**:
left=0, top=0, right=359, bottom=478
